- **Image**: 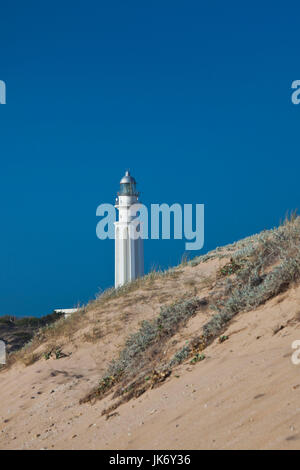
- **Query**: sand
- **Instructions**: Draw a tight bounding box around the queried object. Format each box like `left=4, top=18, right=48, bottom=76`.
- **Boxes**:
left=1, top=256, right=300, bottom=450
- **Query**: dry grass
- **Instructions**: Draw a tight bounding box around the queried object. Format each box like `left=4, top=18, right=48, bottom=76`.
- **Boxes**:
left=183, top=279, right=196, bottom=288
left=19, top=352, right=40, bottom=367
left=88, top=268, right=183, bottom=308
left=82, top=327, right=103, bottom=343
left=198, top=275, right=215, bottom=289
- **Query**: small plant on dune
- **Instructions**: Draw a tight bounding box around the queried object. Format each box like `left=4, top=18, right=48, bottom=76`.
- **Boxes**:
left=190, top=353, right=205, bottom=364
left=219, top=335, right=229, bottom=343
left=42, top=346, right=68, bottom=360
left=169, top=345, right=191, bottom=366
left=43, top=350, right=52, bottom=360
left=169, top=336, right=206, bottom=367
left=218, top=259, right=245, bottom=277
left=98, top=376, right=116, bottom=394
left=54, top=347, right=67, bottom=359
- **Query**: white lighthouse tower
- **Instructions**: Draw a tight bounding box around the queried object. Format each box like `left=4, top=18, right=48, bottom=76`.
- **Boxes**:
left=114, top=171, right=144, bottom=288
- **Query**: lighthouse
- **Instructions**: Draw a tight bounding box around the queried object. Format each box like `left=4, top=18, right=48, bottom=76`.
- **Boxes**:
left=114, top=171, right=144, bottom=288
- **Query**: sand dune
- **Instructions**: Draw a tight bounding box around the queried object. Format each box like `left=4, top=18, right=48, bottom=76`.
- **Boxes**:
left=1, top=223, right=300, bottom=450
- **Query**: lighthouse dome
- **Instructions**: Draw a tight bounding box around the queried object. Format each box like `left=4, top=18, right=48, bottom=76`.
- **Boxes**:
left=120, top=170, right=136, bottom=184
left=118, top=170, right=139, bottom=196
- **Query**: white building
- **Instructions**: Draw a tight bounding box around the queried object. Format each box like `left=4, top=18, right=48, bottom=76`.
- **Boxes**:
left=54, top=308, right=78, bottom=319
left=114, top=171, right=144, bottom=288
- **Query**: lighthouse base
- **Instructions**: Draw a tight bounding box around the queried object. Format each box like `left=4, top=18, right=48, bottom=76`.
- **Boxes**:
left=115, top=225, right=144, bottom=288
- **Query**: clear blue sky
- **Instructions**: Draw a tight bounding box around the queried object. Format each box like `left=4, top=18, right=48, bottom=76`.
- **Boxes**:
left=1, top=1, right=300, bottom=317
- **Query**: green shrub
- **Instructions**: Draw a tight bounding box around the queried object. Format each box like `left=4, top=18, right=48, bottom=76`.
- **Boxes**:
left=169, top=345, right=191, bottom=366
left=190, top=353, right=205, bottom=364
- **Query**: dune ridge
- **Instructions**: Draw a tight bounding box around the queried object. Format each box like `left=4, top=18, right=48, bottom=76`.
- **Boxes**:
left=1, top=216, right=300, bottom=449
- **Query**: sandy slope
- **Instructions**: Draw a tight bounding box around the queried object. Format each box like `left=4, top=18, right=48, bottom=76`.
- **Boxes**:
left=1, top=255, right=300, bottom=450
